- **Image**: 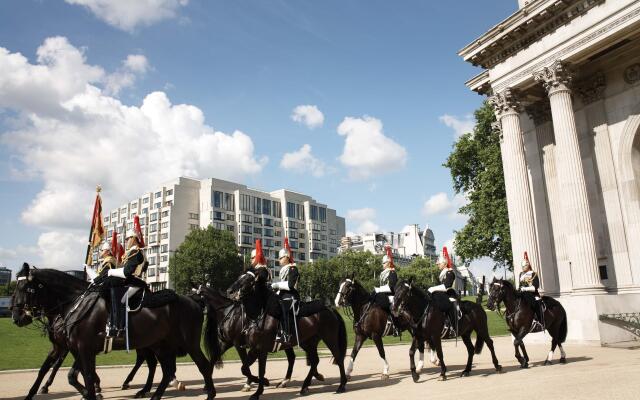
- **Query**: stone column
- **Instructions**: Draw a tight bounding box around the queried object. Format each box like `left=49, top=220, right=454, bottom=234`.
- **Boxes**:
left=575, top=72, right=635, bottom=289
left=525, top=101, right=564, bottom=295
left=489, top=88, right=540, bottom=282
left=533, top=61, right=605, bottom=294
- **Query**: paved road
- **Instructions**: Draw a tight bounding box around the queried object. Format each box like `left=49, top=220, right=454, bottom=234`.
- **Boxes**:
left=1, top=335, right=639, bottom=400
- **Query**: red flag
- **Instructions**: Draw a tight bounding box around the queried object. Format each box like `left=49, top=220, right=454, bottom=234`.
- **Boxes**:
left=134, top=215, right=145, bottom=248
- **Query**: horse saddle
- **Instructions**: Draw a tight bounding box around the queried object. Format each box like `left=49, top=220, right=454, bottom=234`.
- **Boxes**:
left=127, top=287, right=179, bottom=311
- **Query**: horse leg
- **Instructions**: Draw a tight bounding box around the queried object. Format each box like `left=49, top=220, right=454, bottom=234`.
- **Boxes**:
left=276, top=347, right=296, bottom=388
left=67, top=359, right=87, bottom=397
left=123, top=349, right=145, bottom=389
left=238, top=347, right=258, bottom=391
left=26, top=349, right=58, bottom=399
left=416, top=340, right=425, bottom=372
left=150, top=353, right=175, bottom=400
left=300, top=340, right=321, bottom=396
left=434, top=336, right=447, bottom=381
left=544, top=338, right=558, bottom=366
left=460, top=334, right=474, bottom=377
left=346, top=334, right=365, bottom=379
left=77, top=348, right=98, bottom=400
left=134, top=350, right=158, bottom=397
left=42, top=353, right=66, bottom=394
left=482, top=336, right=502, bottom=372
left=188, top=345, right=215, bottom=399
left=372, top=333, right=389, bottom=380
left=250, top=351, right=267, bottom=400
left=408, top=336, right=420, bottom=383
left=520, top=342, right=530, bottom=368
left=93, top=370, right=102, bottom=393
left=559, top=343, right=567, bottom=364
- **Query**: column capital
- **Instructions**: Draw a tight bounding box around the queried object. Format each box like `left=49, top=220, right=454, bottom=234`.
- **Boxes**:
left=575, top=71, right=606, bottom=105
left=533, top=60, right=573, bottom=94
left=525, top=100, right=552, bottom=126
left=488, top=88, right=522, bottom=119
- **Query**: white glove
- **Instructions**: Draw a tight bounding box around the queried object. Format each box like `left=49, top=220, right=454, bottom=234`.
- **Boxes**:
left=375, top=285, right=391, bottom=294
left=520, top=286, right=536, bottom=292
left=108, top=268, right=127, bottom=279
left=428, top=284, right=446, bottom=293
left=86, top=267, right=98, bottom=281
left=272, top=281, right=289, bottom=291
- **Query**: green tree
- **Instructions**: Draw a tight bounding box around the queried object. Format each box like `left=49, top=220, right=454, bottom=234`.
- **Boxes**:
left=0, top=281, right=16, bottom=296
left=444, top=101, right=513, bottom=270
left=169, top=226, right=242, bottom=294
left=397, top=257, right=440, bottom=289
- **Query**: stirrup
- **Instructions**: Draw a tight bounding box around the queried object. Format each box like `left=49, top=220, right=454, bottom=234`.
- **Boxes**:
left=530, top=320, right=544, bottom=333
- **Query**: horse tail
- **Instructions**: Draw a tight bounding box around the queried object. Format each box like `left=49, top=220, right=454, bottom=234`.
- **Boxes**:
left=474, top=337, right=485, bottom=355
left=473, top=303, right=487, bottom=354
left=558, top=306, right=568, bottom=344
left=204, top=302, right=223, bottom=368
left=333, top=308, right=348, bottom=364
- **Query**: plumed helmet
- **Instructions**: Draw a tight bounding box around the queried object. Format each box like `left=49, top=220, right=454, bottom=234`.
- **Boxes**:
left=521, top=251, right=531, bottom=268
left=100, top=242, right=112, bottom=252
left=252, top=239, right=267, bottom=265
left=383, top=245, right=394, bottom=268
left=279, top=237, right=293, bottom=260
left=439, top=246, right=452, bottom=268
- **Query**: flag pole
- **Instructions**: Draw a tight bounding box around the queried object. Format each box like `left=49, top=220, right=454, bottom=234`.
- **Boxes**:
left=84, top=185, right=102, bottom=280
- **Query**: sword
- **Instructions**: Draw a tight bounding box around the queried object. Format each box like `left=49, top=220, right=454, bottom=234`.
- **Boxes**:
left=292, top=299, right=300, bottom=350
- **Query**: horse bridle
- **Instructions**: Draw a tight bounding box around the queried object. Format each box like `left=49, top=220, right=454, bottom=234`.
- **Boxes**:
left=336, top=279, right=354, bottom=307
left=12, top=275, right=44, bottom=320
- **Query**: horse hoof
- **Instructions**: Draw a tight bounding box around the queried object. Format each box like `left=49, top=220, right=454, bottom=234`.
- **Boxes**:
left=241, top=384, right=252, bottom=392
left=560, top=357, right=567, bottom=364
left=121, top=384, right=129, bottom=390
left=249, top=395, right=260, bottom=400
left=335, top=385, right=346, bottom=394
left=411, top=372, right=420, bottom=383
left=95, top=386, right=102, bottom=393
left=178, top=382, right=186, bottom=391
left=520, top=363, right=529, bottom=369
left=276, top=379, right=289, bottom=388
left=263, top=378, right=270, bottom=386
left=39, top=387, right=49, bottom=394
left=96, top=394, right=103, bottom=400
left=460, top=371, right=470, bottom=377
left=300, top=387, right=310, bottom=396
left=496, top=365, right=503, bottom=373
left=314, top=373, right=325, bottom=382
left=543, top=360, right=551, bottom=366
left=346, top=375, right=352, bottom=382
left=438, top=375, right=447, bottom=381
left=380, top=374, right=389, bottom=381
left=134, top=391, right=146, bottom=398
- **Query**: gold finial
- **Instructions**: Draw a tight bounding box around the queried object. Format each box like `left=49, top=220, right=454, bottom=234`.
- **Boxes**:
left=96, top=185, right=102, bottom=193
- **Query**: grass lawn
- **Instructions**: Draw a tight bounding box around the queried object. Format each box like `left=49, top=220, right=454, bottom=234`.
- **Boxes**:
left=0, top=298, right=508, bottom=371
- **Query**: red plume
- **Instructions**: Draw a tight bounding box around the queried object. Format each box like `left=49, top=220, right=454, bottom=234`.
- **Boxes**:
left=134, top=215, right=145, bottom=248
left=284, top=237, right=293, bottom=259
left=524, top=251, right=530, bottom=264
left=111, top=231, right=124, bottom=263
left=385, top=245, right=394, bottom=268
left=255, top=239, right=266, bottom=265
left=443, top=246, right=452, bottom=269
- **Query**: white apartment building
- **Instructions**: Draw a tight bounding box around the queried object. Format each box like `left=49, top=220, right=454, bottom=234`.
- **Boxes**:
left=101, top=177, right=345, bottom=290
left=339, top=224, right=437, bottom=266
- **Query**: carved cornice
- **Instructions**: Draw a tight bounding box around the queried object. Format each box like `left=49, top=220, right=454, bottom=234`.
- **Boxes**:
left=575, top=71, right=606, bottom=105
left=488, top=88, right=523, bottom=119
left=533, top=60, right=573, bottom=94
left=525, top=101, right=552, bottom=126
left=459, top=0, right=605, bottom=69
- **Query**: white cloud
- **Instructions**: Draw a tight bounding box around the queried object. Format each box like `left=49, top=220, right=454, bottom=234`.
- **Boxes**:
left=439, top=114, right=474, bottom=139
left=346, top=207, right=380, bottom=234
left=280, top=144, right=327, bottom=177
left=0, top=245, right=39, bottom=270
left=0, top=37, right=267, bottom=267
left=422, top=192, right=467, bottom=219
left=65, top=0, right=189, bottom=32
left=291, top=105, right=324, bottom=129
left=337, top=116, right=407, bottom=180
left=37, top=231, right=86, bottom=269
left=104, top=54, right=150, bottom=96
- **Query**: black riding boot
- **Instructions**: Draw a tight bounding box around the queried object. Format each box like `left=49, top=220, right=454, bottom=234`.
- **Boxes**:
left=278, top=302, right=292, bottom=346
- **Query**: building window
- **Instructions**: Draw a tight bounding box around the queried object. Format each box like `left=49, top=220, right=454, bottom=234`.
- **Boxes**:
left=190, top=224, right=199, bottom=231
left=162, top=210, right=170, bottom=217
left=155, top=191, right=162, bottom=198
left=299, top=242, right=305, bottom=249
left=263, top=228, right=274, bottom=237
left=289, top=240, right=298, bottom=249
left=150, top=213, right=158, bottom=222
left=150, top=224, right=157, bottom=232
left=287, top=202, right=296, bottom=218
left=288, top=230, right=298, bottom=239
left=149, top=235, right=156, bottom=243
left=242, top=235, right=253, bottom=245
left=241, top=214, right=252, bottom=223
left=161, top=222, right=169, bottom=229
left=264, top=218, right=273, bottom=227
left=242, top=225, right=252, bottom=234
left=226, top=214, right=235, bottom=221
left=103, top=216, right=109, bottom=223
left=253, top=227, right=262, bottom=234
left=161, top=233, right=168, bottom=239
left=213, top=211, right=224, bottom=221
left=262, top=199, right=271, bottom=215
left=299, top=253, right=305, bottom=261
left=240, top=194, right=251, bottom=211
left=143, top=198, right=149, bottom=204
left=127, top=222, right=133, bottom=230
left=254, top=216, right=262, bottom=224
left=227, top=225, right=235, bottom=232
left=273, top=201, right=281, bottom=218
left=166, top=189, right=173, bottom=195
left=155, top=202, right=161, bottom=209
left=161, top=245, right=168, bottom=253
left=165, top=200, right=173, bottom=207
left=321, top=234, right=327, bottom=241
left=224, top=193, right=234, bottom=211
left=264, top=239, right=274, bottom=247
left=142, top=207, right=148, bottom=215
left=189, top=212, right=199, bottom=219
left=275, top=220, right=282, bottom=227
left=310, top=205, right=318, bottom=221
left=147, top=268, right=156, bottom=277
left=159, top=266, right=167, bottom=273
left=275, top=240, right=282, bottom=247
left=319, top=207, right=327, bottom=222
left=299, top=232, right=305, bottom=239
left=213, top=191, right=222, bottom=208
left=148, top=257, right=156, bottom=265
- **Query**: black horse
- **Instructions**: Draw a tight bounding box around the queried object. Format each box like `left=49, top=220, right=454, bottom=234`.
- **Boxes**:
left=392, top=280, right=502, bottom=381
left=196, top=286, right=311, bottom=391
left=487, top=278, right=567, bottom=368
left=11, top=265, right=221, bottom=400
left=334, top=277, right=414, bottom=380
left=225, top=272, right=348, bottom=399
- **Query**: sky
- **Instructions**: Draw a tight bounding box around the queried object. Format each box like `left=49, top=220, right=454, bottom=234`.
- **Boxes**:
left=0, top=0, right=517, bottom=279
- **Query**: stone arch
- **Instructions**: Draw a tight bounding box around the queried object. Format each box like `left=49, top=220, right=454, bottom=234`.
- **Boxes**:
left=617, top=107, right=640, bottom=285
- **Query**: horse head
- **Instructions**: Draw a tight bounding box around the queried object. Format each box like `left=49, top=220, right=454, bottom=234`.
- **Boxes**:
left=335, top=276, right=355, bottom=307
left=391, top=279, right=412, bottom=318
left=487, top=277, right=507, bottom=311
left=11, top=262, right=38, bottom=327
left=226, top=271, right=256, bottom=301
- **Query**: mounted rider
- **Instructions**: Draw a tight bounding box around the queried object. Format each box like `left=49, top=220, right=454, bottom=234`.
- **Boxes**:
left=247, top=239, right=271, bottom=289
left=97, top=242, right=118, bottom=275
left=104, top=215, right=147, bottom=337
left=519, top=251, right=544, bottom=330
left=428, top=246, right=460, bottom=334
left=271, top=238, right=299, bottom=347
left=372, top=246, right=400, bottom=336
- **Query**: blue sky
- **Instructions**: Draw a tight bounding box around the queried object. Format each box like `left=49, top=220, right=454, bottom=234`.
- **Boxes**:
left=0, top=0, right=516, bottom=277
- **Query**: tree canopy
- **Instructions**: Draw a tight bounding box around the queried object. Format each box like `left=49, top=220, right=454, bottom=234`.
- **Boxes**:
left=169, top=226, right=243, bottom=294
left=443, top=101, right=512, bottom=270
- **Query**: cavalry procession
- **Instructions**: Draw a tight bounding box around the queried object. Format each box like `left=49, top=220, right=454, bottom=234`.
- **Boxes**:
left=9, top=188, right=569, bottom=400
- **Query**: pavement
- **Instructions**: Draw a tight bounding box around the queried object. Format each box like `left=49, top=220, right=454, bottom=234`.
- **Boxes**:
left=1, top=335, right=639, bottom=400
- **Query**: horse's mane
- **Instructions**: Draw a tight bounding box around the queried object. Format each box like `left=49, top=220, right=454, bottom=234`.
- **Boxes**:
left=499, top=279, right=515, bottom=291
left=33, top=269, right=88, bottom=295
